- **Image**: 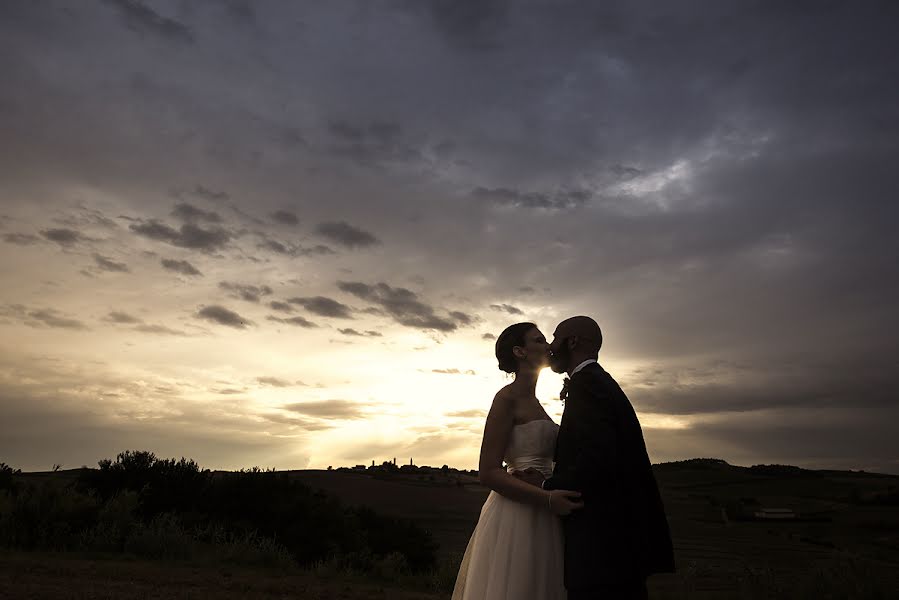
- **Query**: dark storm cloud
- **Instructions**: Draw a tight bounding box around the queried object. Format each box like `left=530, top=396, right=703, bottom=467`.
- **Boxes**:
left=472, top=187, right=591, bottom=211
left=219, top=281, right=273, bottom=303
left=100, top=0, right=193, bottom=44
left=337, top=328, right=382, bottom=337
left=196, top=305, right=251, bottom=329
left=287, top=296, right=353, bottom=319
left=222, top=0, right=255, bottom=23
left=315, top=222, right=380, bottom=249
left=2, top=2, right=898, bottom=472
left=422, top=0, right=508, bottom=50
left=282, top=400, right=367, bottom=420
left=129, top=220, right=233, bottom=252
left=266, top=315, right=318, bottom=328
left=170, top=202, right=223, bottom=224
left=2, top=233, right=39, bottom=245
left=481, top=333, right=496, bottom=340
left=40, top=228, right=86, bottom=247
left=325, top=119, right=423, bottom=168
left=628, top=357, right=899, bottom=416
left=490, top=303, right=523, bottom=316
left=337, top=281, right=471, bottom=332
left=92, top=253, right=130, bottom=273
left=104, top=311, right=142, bottom=324
left=270, top=210, right=299, bottom=226
left=160, top=258, right=202, bottom=276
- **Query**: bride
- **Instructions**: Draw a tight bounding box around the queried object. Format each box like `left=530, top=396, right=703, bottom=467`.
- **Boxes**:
left=452, top=322, right=583, bottom=600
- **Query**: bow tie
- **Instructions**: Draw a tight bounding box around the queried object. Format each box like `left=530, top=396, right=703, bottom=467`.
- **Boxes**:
left=560, top=377, right=570, bottom=402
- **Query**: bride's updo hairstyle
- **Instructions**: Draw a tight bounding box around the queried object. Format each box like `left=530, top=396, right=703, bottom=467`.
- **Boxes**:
left=495, top=322, right=537, bottom=374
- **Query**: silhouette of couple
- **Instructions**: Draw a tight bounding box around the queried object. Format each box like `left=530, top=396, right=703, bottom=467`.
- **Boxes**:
left=452, top=317, right=675, bottom=600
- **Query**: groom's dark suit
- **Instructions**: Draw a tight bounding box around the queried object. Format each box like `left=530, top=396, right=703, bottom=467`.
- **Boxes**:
left=543, top=362, right=675, bottom=597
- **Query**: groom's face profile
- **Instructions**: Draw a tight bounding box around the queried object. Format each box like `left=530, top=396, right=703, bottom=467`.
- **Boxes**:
left=547, top=332, right=572, bottom=374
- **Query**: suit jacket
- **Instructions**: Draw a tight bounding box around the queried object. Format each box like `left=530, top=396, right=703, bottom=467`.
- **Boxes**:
left=543, top=362, right=675, bottom=588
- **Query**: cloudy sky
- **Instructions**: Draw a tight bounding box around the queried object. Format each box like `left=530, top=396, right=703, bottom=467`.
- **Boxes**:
left=1, top=1, right=897, bottom=474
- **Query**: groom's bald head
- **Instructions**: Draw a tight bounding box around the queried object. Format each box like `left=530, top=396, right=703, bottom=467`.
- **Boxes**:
left=554, top=316, right=603, bottom=355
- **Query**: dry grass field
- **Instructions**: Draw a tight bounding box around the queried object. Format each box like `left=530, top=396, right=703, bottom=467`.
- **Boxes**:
left=0, top=551, right=442, bottom=599
left=291, top=460, right=899, bottom=598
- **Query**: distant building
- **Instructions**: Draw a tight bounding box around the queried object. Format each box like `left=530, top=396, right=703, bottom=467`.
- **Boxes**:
left=352, top=465, right=366, bottom=471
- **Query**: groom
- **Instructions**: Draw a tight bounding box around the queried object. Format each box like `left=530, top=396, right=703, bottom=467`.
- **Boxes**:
left=522, top=316, right=675, bottom=599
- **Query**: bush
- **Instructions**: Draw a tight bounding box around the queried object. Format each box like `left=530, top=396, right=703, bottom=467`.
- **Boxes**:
left=79, top=490, right=139, bottom=552
left=0, top=480, right=99, bottom=551
left=0, top=462, right=20, bottom=492
left=124, top=513, right=194, bottom=560
left=10, top=450, right=439, bottom=574
left=78, top=451, right=211, bottom=518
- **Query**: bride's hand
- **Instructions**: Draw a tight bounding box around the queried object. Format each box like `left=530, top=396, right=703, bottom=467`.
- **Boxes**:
left=547, top=490, right=584, bottom=516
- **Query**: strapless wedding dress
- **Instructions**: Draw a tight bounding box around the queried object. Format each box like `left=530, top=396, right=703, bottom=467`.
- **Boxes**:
left=452, top=419, right=566, bottom=599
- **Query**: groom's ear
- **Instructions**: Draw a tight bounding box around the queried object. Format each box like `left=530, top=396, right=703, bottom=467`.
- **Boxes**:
left=567, top=336, right=578, bottom=350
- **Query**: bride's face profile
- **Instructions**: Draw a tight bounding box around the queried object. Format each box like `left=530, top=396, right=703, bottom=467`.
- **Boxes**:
left=514, top=327, right=550, bottom=372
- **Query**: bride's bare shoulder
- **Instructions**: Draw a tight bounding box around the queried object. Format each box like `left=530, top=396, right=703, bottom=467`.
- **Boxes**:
left=490, top=385, right=518, bottom=410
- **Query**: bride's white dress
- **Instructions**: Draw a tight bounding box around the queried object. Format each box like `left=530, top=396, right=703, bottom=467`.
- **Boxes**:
left=452, top=419, right=566, bottom=599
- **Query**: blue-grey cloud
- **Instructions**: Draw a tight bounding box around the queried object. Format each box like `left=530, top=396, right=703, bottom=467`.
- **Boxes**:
left=2, top=233, right=39, bottom=245
left=40, top=228, right=86, bottom=247
left=100, top=0, right=193, bottom=44
left=197, top=305, right=251, bottom=329
left=490, top=303, right=523, bottom=316
left=130, top=220, right=232, bottom=252
left=219, top=281, right=273, bottom=303
left=337, top=281, right=471, bottom=332
left=270, top=210, right=299, bottom=226
left=287, top=296, right=354, bottom=319
left=161, top=258, right=202, bottom=276
left=171, top=202, right=223, bottom=224
left=268, top=301, right=294, bottom=313
left=315, top=221, right=380, bottom=249
left=93, top=253, right=130, bottom=273
left=266, top=315, right=318, bottom=328
left=1, top=305, right=89, bottom=330
left=282, top=400, right=367, bottom=420
left=337, top=328, right=382, bottom=337
left=104, top=311, right=142, bottom=324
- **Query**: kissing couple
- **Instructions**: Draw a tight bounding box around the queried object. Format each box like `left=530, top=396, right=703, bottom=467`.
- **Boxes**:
left=452, top=316, right=675, bottom=599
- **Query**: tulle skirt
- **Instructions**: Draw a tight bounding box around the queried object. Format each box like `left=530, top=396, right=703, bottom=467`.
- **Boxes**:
left=452, top=490, right=566, bottom=600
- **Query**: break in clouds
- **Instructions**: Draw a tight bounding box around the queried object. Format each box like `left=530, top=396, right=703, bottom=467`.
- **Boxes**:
left=0, top=1, right=897, bottom=473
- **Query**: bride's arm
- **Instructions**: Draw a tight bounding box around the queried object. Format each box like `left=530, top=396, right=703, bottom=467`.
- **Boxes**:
left=478, top=392, right=560, bottom=508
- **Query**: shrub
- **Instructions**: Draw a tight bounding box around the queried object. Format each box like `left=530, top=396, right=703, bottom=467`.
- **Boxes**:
left=17, top=450, right=440, bottom=574
left=124, top=513, right=194, bottom=560
left=0, top=480, right=99, bottom=550
left=0, top=462, right=20, bottom=492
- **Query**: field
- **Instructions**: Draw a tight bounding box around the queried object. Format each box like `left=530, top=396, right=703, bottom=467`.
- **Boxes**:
left=291, top=461, right=899, bottom=597
left=3, top=459, right=898, bottom=598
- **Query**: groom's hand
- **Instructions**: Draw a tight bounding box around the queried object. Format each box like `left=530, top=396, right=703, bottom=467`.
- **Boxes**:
left=511, top=467, right=545, bottom=488
left=548, top=490, right=584, bottom=516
